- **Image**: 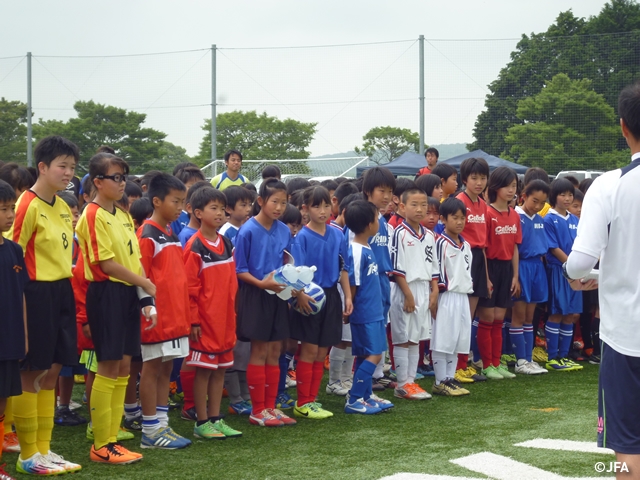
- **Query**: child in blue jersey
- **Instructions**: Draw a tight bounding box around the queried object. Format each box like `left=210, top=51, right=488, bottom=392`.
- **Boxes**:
left=344, top=201, right=394, bottom=414
left=361, top=167, right=396, bottom=388
left=171, top=166, right=205, bottom=235
left=511, top=180, right=550, bottom=375
left=178, top=182, right=214, bottom=247
left=234, top=178, right=296, bottom=427
left=289, top=186, right=354, bottom=419
left=219, top=186, right=253, bottom=243
left=544, top=178, right=583, bottom=372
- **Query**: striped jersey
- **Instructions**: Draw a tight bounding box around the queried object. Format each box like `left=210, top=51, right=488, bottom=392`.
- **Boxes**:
left=210, top=172, right=247, bottom=191
left=436, top=233, right=473, bottom=294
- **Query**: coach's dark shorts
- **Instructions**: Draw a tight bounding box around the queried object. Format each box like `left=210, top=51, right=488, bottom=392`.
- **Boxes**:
left=598, top=342, right=640, bottom=454
left=23, top=279, right=77, bottom=370
left=0, top=360, right=22, bottom=398
left=470, top=247, right=489, bottom=298
left=290, top=286, right=342, bottom=347
left=478, top=259, right=513, bottom=309
left=87, top=281, right=141, bottom=362
left=236, top=283, right=289, bottom=342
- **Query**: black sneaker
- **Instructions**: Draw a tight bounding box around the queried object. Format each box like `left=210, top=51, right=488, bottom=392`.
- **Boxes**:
left=588, top=355, right=601, bottom=365
left=180, top=407, right=197, bottom=421
left=54, top=406, right=88, bottom=426
left=123, top=415, right=142, bottom=431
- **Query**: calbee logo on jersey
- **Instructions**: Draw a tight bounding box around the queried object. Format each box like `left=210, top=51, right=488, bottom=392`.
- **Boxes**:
left=495, top=224, right=518, bottom=235
left=366, top=261, right=378, bottom=276
left=467, top=214, right=485, bottom=224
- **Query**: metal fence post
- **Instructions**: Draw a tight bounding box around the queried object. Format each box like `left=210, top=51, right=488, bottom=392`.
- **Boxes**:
left=211, top=44, right=217, bottom=164
left=419, top=35, right=425, bottom=156
left=27, top=52, right=33, bottom=167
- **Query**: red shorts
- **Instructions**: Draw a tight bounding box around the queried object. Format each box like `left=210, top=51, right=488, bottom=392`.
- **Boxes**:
left=185, top=350, right=234, bottom=370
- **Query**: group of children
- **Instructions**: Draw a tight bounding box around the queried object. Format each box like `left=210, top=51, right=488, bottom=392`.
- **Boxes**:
left=0, top=137, right=597, bottom=477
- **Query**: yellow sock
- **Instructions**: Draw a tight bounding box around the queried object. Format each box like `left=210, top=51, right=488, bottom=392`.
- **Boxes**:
left=90, top=375, right=115, bottom=449
left=110, top=377, right=129, bottom=443
left=36, top=389, right=55, bottom=455
left=12, top=391, right=39, bottom=459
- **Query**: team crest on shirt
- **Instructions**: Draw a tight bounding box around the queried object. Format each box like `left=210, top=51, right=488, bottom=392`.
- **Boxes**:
left=371, top=232, right=387, bottom=246
left=366, top=261, right=378, bottom=276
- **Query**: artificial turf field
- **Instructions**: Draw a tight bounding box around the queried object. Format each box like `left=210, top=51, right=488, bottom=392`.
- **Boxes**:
left=2, top=364, right=615, bottom=479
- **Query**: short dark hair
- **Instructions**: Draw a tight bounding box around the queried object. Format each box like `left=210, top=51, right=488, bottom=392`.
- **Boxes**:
left=117, top=192, right=129, bottom=211
left=344, top=200, right=377, bottom=234
left=125, top=180, right=143, bottom=199
left=430, top=163, right=457, bottom=182
left=427, top=196, right=440, bottom=212
left=289, top=190, right=304, bottom=208
left=130, top=197, right=153, bottom=226
left=175, top=166, right=205, bottom=185
left=261, top=165, right=281, bottom=179
left=148, top=172, right=186, bottom=204
left=414, top=174, right=442, bottom=197
left=57, top=191, right=78, bottom=209
left=140, top=170, right=162, bottom=189
left=172, top=161, right=199, bottom=176
left=394, top=178, right=417, bottom=198
left=320, top=179, right=338, bottom=192
left=549, top=178, right=575, bottom=207
left=334, top=177, right=349, bottom=185
left=224, top=185, right=254, bottom=209
left=186, top=181, right=212, bottom=205
left=524, top=167, right=550, bottom=186
left=439, top=197, right=466, bottom=219
left=425, top=147, right=439, bottom=159
left=34, top=136, right=79, bottom=167
left=286, top=177, right=311, bottom=196
left=224, top=149, right=243, bottom=162
left=487, top=166, right=518, bottom=203
left=619, top=81, right=640, bottom=140
left=0, top=163, right=34, bottom=192
left=302, top=185, right=331, bottom=208
left=89, top=153, right=130, bottom=185
left=578, top=178, right=593, bottom=194
left=191, top=186, right=227, bottom=212
left=0, top=179, right=17, bottom=203
left=523, top=179, right=550, bottom=197
left=333, top=181, right=358, bottom=205
left=96, top=145, right=115, bottom=154
left=281, top=203, right=302, bottom=225
left=460, top=157, right=489, bottom=182
left=82, top=175, right=94, bottom=198
left=362, top=167, right=396, bottom=197
left=572, top=189, right=584, bottom=203
left=401, top=188, right=427, bottom=204
left=563, top=175, right=580, bottom=188
left=339, top=192, right=364, bottom=214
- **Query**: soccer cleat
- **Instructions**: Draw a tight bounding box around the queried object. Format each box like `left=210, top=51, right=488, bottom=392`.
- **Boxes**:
left=454, top=368, right=475, bottom=384
left=394, top=382, right=432, bottom=400
left=466, top=365, right=487, bottom=382
left=141, top=426, right=191, bottom=449
left=44, top=451, right=82, bottom=472
left=546, top=358, right=578, bottom=371
left=123, top=415, right=142, bottom=431
left=341, top=378, right=353, bottom=390
left=3, top=432, right=20, bottom=453
left=561, top=357, right=584, bottom=370
left=82, top=392, right=88, bottom=405
left=180, top=407, right=197, bottom=421
left=535, top=329, right=547, bottom=348
left=286, top=369, right=297, bottom=388
left=249, top=409, right=284, bottom=427
left=54, top=406, right=87, bottom=426
left=325, top=381, right=349, bottom=396
left=532, top=346, right=548, bottom=363
left=193, top=421, right=226, bottom=440
left=229, top=400, right=253, bottom=415
left=470, top=358, right=483, bottom=370
left=432, top=380, right=470, bottom=396
left=74, top=374, right=85, bottom=384
left=371, top=379, right=386, bottom=391
left=501, top=354, right=517, bottom=367
left=344, top=398, right=381, bottom=415
left=515, top=360, right=546, bottom=375
left=573, top=339, right=584, bottom=351
left=269, top=409, right=298, bottom=425
left=374, top=375, right=397, bottom=390
left=0, top=463, right=16, bottom=480
left=293, top=402, right=332, bottom=419
left=211, top=419, right=243, bottom=437
left=417, top=364, right=435, bottom=377
left=86, top=424, right=134, bottom=441
left=90, top=442, right=142, bottom=464
left=275, top=392, right=295, bottom=410
left=366, top=394, right=394, bottom=411
left=481, top=366, right=503, bottom=380
left=16, top=452, right=67, bottom=475
left=569, top=350, right=586, bottom=362
left=496, top=364, right=516, bottom=378
left=588, top=355, right=601, bottom=365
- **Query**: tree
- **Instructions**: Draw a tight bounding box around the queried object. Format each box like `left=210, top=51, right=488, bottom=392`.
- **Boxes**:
left=503, top=74, right=620, bottom=173
left=354, top=126, right=424, bottom=165
left=33, top=101, right=168, bottom=173
left=0, top=98, right=28, bottom=164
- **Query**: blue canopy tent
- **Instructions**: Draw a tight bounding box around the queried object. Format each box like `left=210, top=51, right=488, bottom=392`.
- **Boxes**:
left=441, top=150, right=529, bottom=175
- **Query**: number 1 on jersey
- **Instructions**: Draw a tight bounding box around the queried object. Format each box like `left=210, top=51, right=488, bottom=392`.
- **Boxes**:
left=127, top=239, right=133, bottom=255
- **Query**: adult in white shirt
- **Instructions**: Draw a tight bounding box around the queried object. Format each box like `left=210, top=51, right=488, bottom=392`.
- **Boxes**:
left=564, top=82, right=640, bottom=479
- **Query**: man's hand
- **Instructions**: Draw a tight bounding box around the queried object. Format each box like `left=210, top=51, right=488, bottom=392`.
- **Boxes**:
left=569, top=278, right=599, bottom=291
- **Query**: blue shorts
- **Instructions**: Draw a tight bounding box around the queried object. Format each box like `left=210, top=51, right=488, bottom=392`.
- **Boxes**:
left=517, top=258, right=548, bottom=304
left=598, top=342, right=640, bottom=454
left=60, top=363, right=87, bottom=377
left=379, top=274, right=391, bottom=320
left=547, top=263, right=582, bottom=315
left=351, top=320, right=387, bottom=357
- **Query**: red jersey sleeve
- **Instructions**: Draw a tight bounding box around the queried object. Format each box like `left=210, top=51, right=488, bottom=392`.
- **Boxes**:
left=137, top=236, right=155, bottom=277
left=183, top=244, right=202, bottom=327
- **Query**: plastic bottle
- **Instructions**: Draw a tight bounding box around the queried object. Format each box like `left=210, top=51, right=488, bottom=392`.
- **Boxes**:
left=265, top=264, right=300, bottom=300
left=291, top=266, right=317, bottom=290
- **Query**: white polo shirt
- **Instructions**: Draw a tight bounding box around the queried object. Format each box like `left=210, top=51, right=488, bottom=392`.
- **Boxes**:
left=572, top=152, right=640, bottom=357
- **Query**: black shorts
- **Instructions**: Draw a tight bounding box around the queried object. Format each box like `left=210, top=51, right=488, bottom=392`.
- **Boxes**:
left=236, top=282, right=289, bottom=342
left=23, top=279, right=77, bottom=371
left=290, top=286, right=342, bottom=347
left=470, top=247, right=489, bottom=298
left=86, top=281, right=141, bottom=362
left=478, top=259, right=513, bottom=309
left=598, top=342, right=640, bottom=454
left=0, top=360, right=22, bottom=398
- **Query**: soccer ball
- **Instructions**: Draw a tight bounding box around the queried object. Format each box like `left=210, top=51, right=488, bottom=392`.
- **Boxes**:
left=289, top=282, right=326, bottom=316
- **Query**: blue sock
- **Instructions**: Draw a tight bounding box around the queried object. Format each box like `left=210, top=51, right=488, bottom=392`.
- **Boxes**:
left=559, top=323, right=574, bottom=358
left=503, top=320, right=512, bottom=354
left=471, top=318, right=480, bottom=362
left=509, top=327, right=525, bottom=361
left=349, top=360, right=375, bottom=404
left=523, top=324, right=534, bottom=362
left=277, top=353, right=288, bottom=395
left=545, top=321, right=560, bottom=360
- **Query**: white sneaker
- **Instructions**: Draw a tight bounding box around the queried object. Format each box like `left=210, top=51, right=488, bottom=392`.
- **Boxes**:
left=515, top=360, right=546, bottom=375
left=16, top=452, right=67, bottom=475
left=325, top=381, right=348, bottom=396
left=44, top=450, right=82, bottom=472
left=529, top=361, right=548, bottom=374
left=341, top=378, right=353, bottom=389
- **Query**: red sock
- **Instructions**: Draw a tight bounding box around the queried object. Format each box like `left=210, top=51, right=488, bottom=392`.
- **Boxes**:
left=246, top=364, right=266, bottom=414
left=310, top=361, right=325, bottom=401
left=0, top=414, right=5, bottom=461
left=180, top=370, right=196, bottom=411
left=456, top=353, right=468, bottom=371
left=491, top=321, right=503, bottom=367
left=264, top=365, right=280, bottom=410
left=477, top=322, right=493, bottom=369
left=296, top=360, right=313, bottom=406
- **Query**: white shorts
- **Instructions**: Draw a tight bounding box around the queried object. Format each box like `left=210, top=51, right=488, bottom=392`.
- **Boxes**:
left=141, top=337, right=189, bottom=362
left=431, top=291, right=471, bottom=354
left=230, top=340, right=251, bottom=371
left=389, top=279, right=431, bottom=344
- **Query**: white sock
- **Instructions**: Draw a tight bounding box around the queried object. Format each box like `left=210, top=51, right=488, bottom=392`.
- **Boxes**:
left=373, top=352, right=385, bottom=380
left=329, top=347, right=346, bottom=384
left=446, top=353, right=457, bottom=379
left=156, top=406, right=169, bottom=428
left=394, top=347, right=409, bottom=386
left=124, top=402, right=141, bottom=420
left=142, top=415, right=161, bottom=436
left=407, top=344, right=420, bottom=384
left=340, top=346, right=354, bottom=384
left=432, top=351, right=447, bottom=385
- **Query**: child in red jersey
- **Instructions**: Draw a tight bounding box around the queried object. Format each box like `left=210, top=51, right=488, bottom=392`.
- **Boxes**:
left=183, top=188, right=243, bottom=440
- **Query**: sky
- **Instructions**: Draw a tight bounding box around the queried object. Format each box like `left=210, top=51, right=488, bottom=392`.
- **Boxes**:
left=0, top=0, right=613, bottom=160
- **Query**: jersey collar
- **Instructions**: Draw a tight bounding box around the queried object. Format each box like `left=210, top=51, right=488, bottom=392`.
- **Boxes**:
left=400, top=220, right=425, bottom=240
left=632, top=152, right=640, bottom=162
left=440, top=231, right=465, bottom=249
left=515, top=205, right=536, bottom=220
left=548, top=208, right=571, bottom=221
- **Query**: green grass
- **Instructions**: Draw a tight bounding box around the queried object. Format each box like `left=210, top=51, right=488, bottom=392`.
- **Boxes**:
left=3, top=365, right=612, bottom=479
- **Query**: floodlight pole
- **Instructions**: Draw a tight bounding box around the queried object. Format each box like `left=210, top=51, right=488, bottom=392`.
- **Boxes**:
left=419, top=35, right=425, bottom=156
left=211, top=44, right=217, bottom=166
left=27, top=52, right=33, bottom=167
